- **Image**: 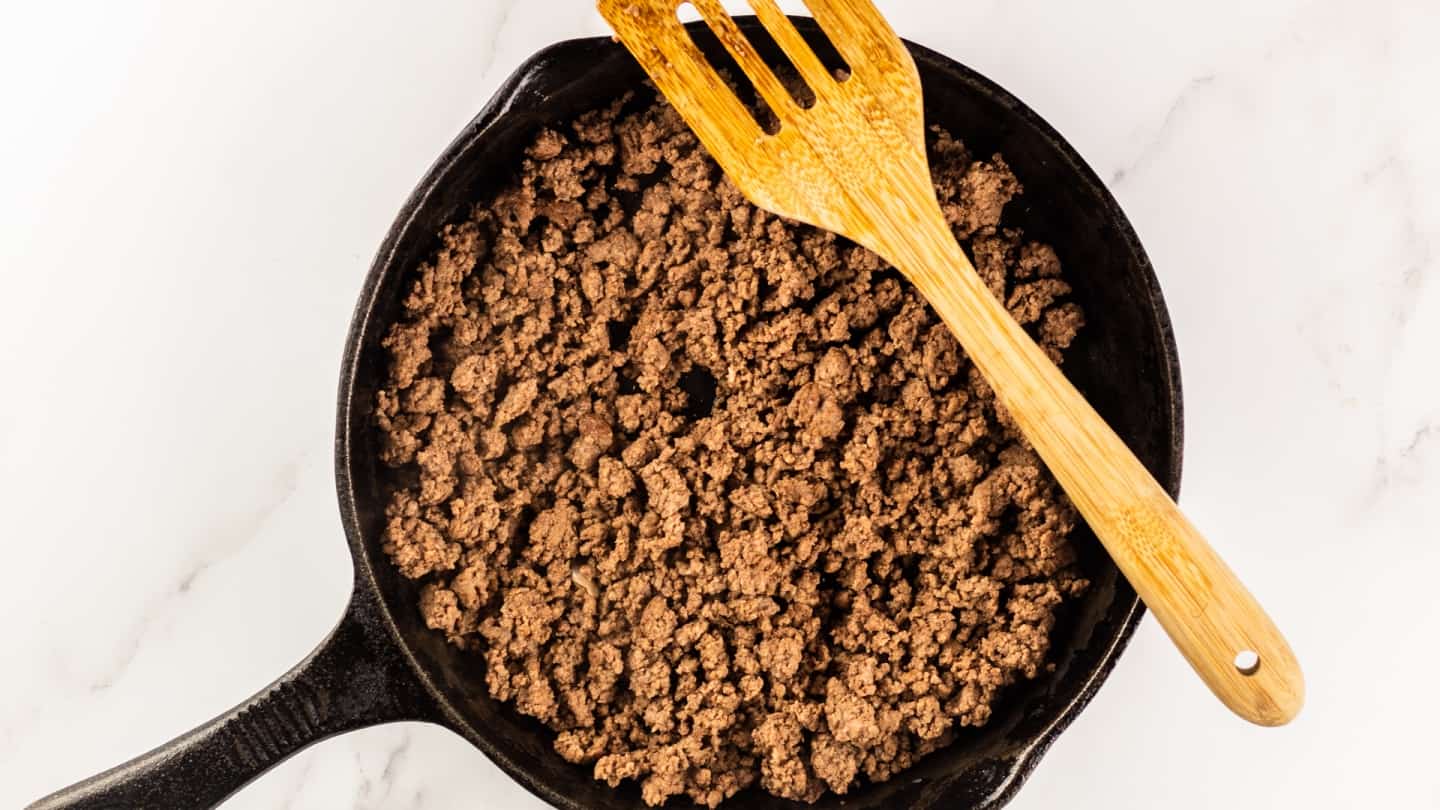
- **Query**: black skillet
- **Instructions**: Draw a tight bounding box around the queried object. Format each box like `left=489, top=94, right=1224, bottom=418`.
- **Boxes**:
left=29, top=17, right=1182, bottom=810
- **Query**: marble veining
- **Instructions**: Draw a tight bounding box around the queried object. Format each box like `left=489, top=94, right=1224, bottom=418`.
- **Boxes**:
left=476, top=0, right=523, bottom=93
left=1109, top=74, right=1218, bottom=187
left=86, top=454, right=307, bottom=694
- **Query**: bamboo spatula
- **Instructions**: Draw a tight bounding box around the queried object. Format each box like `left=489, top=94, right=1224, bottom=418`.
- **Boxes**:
left=597, top=0, right=1303, bottom=726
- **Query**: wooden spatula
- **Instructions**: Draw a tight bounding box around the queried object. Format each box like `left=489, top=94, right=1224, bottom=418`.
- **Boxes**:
left=597, top=0, right=1303, bottom=726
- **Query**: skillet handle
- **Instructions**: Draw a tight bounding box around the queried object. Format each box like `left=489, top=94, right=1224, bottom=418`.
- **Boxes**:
left=27, top=588, right=439, bottom=810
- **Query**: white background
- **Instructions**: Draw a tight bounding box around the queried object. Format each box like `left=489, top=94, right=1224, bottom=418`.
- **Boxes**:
left=3, top=1, right=1438, bottom=808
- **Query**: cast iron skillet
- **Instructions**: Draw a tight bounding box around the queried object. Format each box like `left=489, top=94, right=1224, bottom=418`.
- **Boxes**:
left=30, top=18, right=1182, bottom=810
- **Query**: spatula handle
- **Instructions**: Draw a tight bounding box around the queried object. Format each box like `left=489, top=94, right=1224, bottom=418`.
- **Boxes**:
left=881, top=215, right=1303, bottom=726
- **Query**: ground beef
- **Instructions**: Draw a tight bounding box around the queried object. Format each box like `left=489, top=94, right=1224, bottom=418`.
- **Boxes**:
left=375, top=92, right=1089, bottom=807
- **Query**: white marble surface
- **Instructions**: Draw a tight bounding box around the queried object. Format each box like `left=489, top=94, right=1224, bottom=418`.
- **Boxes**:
left=3, top=1, right=1438, bottom=807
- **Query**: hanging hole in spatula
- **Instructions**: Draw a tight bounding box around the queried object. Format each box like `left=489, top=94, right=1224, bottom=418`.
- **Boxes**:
left=1234, top=649, right=1260, bottom=676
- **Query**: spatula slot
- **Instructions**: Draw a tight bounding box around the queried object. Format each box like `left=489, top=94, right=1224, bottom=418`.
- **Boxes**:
left=676, top=2, right=781, bottom=133
left=748, top=0, right=851, bottom=85
left=735, top=10, right=817, bottom=109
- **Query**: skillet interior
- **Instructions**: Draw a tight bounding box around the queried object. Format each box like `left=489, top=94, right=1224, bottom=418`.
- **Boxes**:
left=338, top=18, right=1182, bottom=810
